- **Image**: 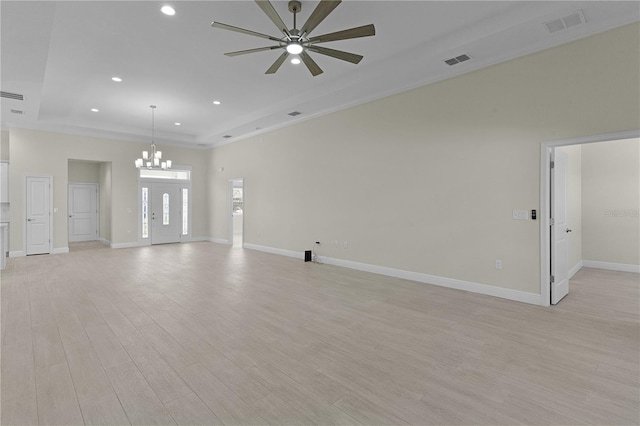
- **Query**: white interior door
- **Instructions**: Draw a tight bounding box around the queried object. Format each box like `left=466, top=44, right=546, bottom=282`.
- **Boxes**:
left=151, top=182, right=180, bottom=245
left=26, top=176, right=51, bottom=255
left=68, top=183, right=98, bottom=242
left=551, top=149, right=570, bottom=304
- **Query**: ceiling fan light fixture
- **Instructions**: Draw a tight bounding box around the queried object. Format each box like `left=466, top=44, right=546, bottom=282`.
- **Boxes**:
left=291, top=57, right=301, bottom=65
left=286, top=43, right=303, bottom=54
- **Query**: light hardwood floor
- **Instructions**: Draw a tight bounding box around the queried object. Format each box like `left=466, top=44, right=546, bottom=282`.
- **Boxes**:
left=1, top=242, right=638, bottom=425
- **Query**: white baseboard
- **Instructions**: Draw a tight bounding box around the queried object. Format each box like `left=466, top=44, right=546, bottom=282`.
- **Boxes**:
left=244, top=243, right=303, bottom=259
left=182, top=237, right=210, bottom=243
left=583, top=260, right=640, bottom=273
left=569, top=260, right=583, bottom=279
left=9, top=250, right=24, bottom=258
left=98, top=237, right=111, bottom=246
left=110, top=242, right=142, bottom=249
left=209, top=237, right=231, bottom=245
left=245, top=244, right=541, bottom=305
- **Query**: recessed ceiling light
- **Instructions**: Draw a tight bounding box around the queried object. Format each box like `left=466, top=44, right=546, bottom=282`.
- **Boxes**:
left=111, top=76, right=122, bottom=82
left=90, top=108, right=99, bottom=112
left=291, top=58, right=301, bottom=65
left=174, top=122, right=181, bottom=126
left=161, top=5, right=175, bottom=16
left=213, top=100, right=221, bottom=105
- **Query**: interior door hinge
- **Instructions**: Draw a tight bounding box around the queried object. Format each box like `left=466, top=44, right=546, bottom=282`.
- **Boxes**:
left=550, top=275, right=555, bottom=283
left=550, top=218, right=555, bottom=226
left=550, top=161, right=555, bottom=168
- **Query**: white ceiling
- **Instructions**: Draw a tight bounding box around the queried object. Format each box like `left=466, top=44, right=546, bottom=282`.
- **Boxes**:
left=2, top=1, right=638, bottom=149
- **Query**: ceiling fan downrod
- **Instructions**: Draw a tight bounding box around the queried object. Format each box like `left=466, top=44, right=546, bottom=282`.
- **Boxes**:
left=288, top=0, right=302, bottom=34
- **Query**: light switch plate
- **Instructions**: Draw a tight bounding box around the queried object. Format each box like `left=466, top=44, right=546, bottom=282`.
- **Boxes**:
left=512, top=210, right=528, bottom=220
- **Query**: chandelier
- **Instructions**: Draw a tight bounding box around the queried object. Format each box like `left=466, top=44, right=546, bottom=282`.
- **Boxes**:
left=135, top=105, right=172, bottom=169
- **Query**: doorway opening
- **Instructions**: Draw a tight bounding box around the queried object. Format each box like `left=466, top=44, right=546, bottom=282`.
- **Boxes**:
left=67, top=159, right=112, bottom=249
left=540, top=130, right=640, bottom=306
left=230, top=179, right=244, bottom=247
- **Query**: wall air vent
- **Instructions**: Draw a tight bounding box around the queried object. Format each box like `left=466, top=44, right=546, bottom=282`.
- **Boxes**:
left=10, top=109, right=24, bottom=115
left=443, top=54, right=471, bottom=66
left=544, top=10, right=586, bottom=33
left=288, top=111, right=301, bottom=116
left=223, top=135, right=232, bottom=139
left=1, top=91, right=24, bottom=101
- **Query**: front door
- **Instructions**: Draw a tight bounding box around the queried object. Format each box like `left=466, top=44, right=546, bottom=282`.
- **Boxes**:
left=151, top=182, right=180, bottom=245
left=26, top=176, right=51, bottom=255
left=551, top=149, right=570, bottom=304
left=68, top=183, right=98, bottom=242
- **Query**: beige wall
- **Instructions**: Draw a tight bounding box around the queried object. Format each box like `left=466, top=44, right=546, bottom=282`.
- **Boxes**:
left=208, top=23, right=640, bottom=295
left=68, top=160, right=100, bottom=183
left=99, top=162, right=112, bottom=242
left=1, top=130, right=9, bottom=161
left=9, top=129, right=208, bottom=252
left=557, top=145, right=582, bottom=272
left=582, top=138, right=640, bottom=266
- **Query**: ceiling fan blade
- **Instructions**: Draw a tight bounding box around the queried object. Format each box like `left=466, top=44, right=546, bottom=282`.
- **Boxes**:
left=225, top=46, right=283, bottom=57
left=307, top=45, right=363, bottom=64
left=212, top=21, right=282, bottom=42
left=308, top=24, right=375, bottom=44
left=299, top=0, right=341, bottom=38
left=265, top=51, right=290, bottom=74
left=254, top=0, right=291, bottom=38
left=300, top=51, right=323, bottom=76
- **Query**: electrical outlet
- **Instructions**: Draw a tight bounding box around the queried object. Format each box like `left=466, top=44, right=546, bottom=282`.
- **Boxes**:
left=334, top=240, right=340, bottom=248
left=343, top=241, right=348, bottom=249
left=495, top=259, right=502, bottom=270
left=512, top=210, right=528, bottom=220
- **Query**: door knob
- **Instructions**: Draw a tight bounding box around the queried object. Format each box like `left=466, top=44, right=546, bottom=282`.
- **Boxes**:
left=69, top=215, right=73, bottom=218
left=566, top=228, right=572, bottom=233
left=27, top=218, right=32, bottom=221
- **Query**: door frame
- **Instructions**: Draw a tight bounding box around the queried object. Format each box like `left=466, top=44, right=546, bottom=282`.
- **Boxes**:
left=539, top=130, right=639, bottom=306
left=24, top=175, right=53, bottom=256
left=138, top=167, right=192, bottom=245
left=228, top=178, right=244, bottom=246
left=68, top=182, right=99, bottom=242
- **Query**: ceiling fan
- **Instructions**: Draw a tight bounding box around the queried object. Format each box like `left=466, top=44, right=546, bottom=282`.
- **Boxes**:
left=211, top=0, right=375, bottom=76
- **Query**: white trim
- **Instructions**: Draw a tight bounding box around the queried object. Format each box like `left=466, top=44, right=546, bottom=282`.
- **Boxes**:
left=209, top=237, right=231, bottom=245
left=9, top=250, right=25, bottom=258
left=540, top=130, right=640, bottom=307
left=52, top=247, right=69, bottom=254
left=582, top=260, right=640, bottom=274
left=110, top=242, right=141, bottom=249
left=568, top=260, right=583, bottom=279
left=181, top=236, right=210, bottom=243
left=245, top=244, right=541, bottom=305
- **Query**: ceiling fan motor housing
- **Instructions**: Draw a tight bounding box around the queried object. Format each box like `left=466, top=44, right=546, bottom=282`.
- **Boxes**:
left=288, top=1, right=302, bottom=14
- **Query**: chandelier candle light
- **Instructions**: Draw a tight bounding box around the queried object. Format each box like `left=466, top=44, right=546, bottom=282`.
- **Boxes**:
left=135, top=105, right=172, bottom=170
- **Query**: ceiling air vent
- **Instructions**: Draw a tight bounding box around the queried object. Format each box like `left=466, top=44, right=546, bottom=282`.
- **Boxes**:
left=288, top=111, right=301, bottom=117
left=1, top=91, right=24, bottom=101
left=544, top=10, right=586, bottom=33
left=10, top=109, right=24, bottom=115
left=443, top=54, right=470, bottom=66
left=223, top=135, right=232, bottom=139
